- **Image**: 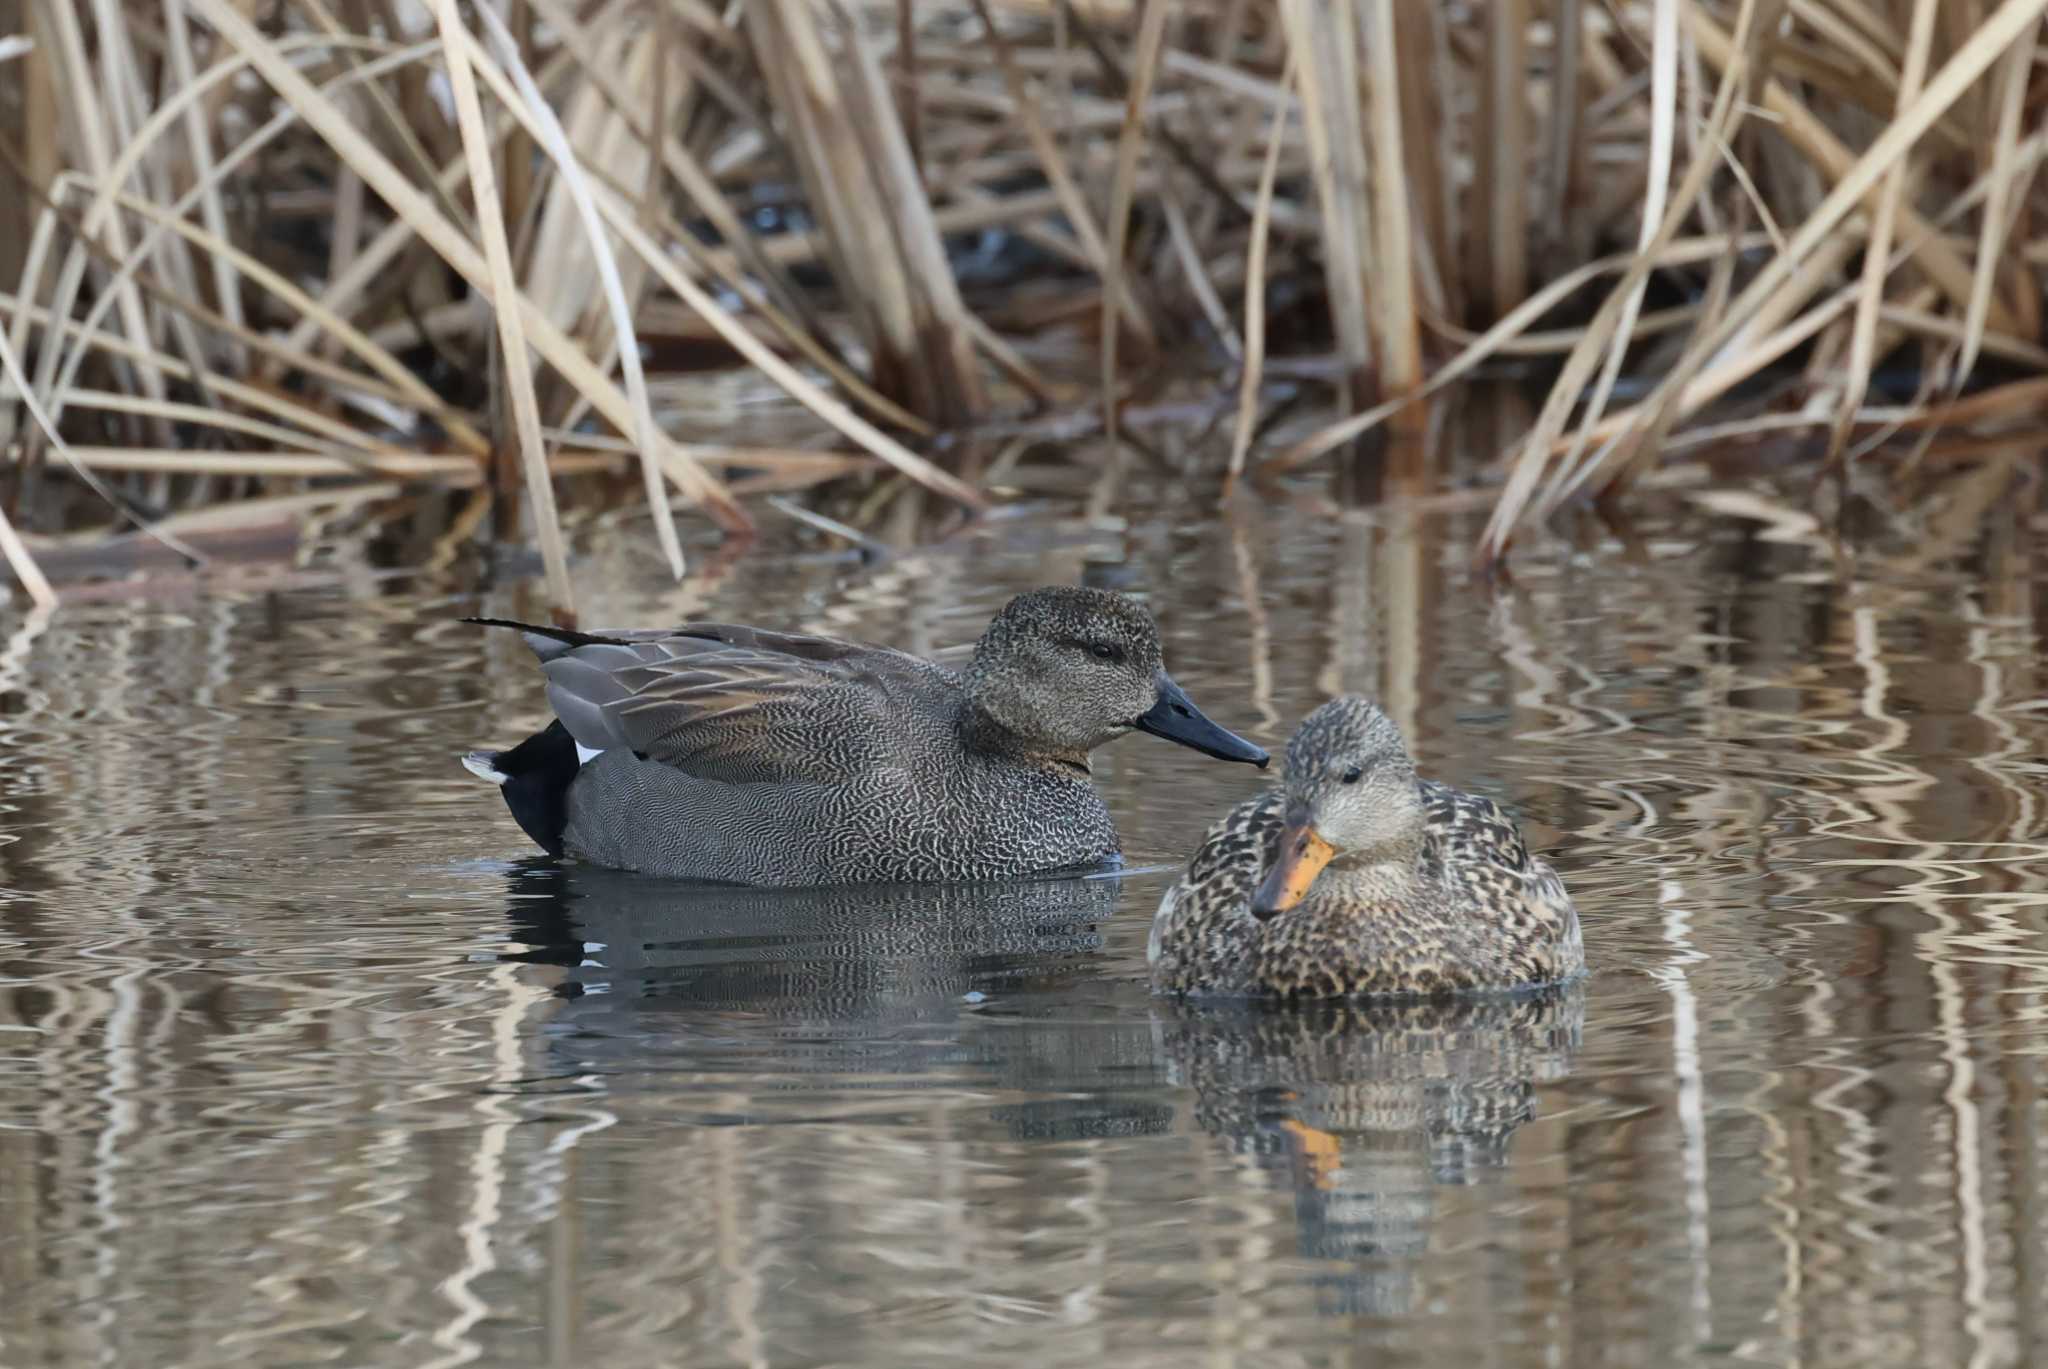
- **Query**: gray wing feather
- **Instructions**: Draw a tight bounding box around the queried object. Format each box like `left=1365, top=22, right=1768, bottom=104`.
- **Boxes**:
left=535, top=629, right=948, bottom=785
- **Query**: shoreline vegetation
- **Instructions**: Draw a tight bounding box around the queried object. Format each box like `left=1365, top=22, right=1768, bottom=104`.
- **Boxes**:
left=3, top=1, right=2047, bottom=616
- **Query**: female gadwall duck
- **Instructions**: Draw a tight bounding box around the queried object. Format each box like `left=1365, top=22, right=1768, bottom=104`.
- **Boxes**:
left=463, top=587, right=1267, bottom=885
left=1148, top=695, right=1583, bottom=998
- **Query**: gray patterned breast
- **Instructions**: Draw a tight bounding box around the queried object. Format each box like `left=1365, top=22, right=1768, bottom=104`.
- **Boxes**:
left=560, top=724, right=1120, bottom=886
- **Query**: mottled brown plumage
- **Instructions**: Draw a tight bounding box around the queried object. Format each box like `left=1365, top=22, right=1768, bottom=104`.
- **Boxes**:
left=464, top=588, right=1267, bottom=885
left=1149, top=695, right=1584, bottom=998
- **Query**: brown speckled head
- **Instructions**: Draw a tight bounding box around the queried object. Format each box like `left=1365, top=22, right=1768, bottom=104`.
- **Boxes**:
left=1281, top=695, right=1425, bottom=857
left=963, top=587, right=1265, bottom=766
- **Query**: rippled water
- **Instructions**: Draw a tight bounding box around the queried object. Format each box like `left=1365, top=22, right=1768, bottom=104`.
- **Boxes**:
left=3, top=478, right=2046, bottom=1367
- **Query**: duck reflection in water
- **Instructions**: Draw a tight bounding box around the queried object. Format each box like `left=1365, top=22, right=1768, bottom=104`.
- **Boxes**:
left=1157, top=989, right=1583, bottom=1317
left=495, top=858, right=1170, bottom=1122
left=495, top=860, right=1583, bottom=1317
left=499, top=858, right=1121, bottom=1008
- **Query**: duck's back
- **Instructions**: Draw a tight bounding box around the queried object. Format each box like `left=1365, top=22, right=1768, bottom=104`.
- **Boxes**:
left=1416, top=780, right=1582, bottom=984
left=554, top=630, right=1118, bottom=885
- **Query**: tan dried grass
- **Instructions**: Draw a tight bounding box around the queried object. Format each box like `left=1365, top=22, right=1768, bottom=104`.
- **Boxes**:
left=4, top=0, right=2048, bottom=602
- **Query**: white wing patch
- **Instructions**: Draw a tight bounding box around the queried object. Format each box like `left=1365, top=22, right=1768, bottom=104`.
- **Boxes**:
left=575, top=742, right=606, bottom=766
left=461, top=751, right=509, bottom=785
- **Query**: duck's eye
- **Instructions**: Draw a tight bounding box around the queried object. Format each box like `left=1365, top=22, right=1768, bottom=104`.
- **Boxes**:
left=1088, top=642, right=1121, bottom=662
left=1340, top=767, right=1364, bottom=784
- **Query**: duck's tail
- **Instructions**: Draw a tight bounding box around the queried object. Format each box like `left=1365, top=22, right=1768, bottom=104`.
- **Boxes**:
left=461, top=718, right=578, bottom=857
left=463, top=616, right=635, bottom=662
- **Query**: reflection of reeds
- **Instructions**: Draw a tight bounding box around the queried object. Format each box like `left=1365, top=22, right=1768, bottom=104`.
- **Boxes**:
left=9, top=3, right=2048, bottom=606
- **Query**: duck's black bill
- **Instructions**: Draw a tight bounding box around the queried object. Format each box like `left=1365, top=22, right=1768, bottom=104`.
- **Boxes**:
left=1135, top=674, right=1269, bottom=767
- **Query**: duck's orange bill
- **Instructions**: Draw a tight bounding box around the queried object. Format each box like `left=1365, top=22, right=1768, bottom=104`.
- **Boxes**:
left=1279, top=1118, right=1343, bottom=1190
left=1251, top=822, right=1334, bottom=920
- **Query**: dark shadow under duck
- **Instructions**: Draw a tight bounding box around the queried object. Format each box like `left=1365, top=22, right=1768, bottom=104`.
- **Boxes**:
left=463, top=587, right=1267, bottom=885
left=1149, top=695, right=1584, bottom=998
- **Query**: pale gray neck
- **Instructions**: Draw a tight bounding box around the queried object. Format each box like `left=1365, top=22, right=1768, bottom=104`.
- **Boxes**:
left=1317, top=837, right=1424, bottom=901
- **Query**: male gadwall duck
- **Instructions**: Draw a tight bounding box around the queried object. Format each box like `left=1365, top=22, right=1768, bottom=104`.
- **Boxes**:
left=463, top=587, right=1267, bottom=885
left=1148, top=695, right=1583, bottom=998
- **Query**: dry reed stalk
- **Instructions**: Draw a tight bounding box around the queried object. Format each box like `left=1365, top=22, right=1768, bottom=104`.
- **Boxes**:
left=1555, top=0, right=1677, bottom=489
left=1469, top=0, right=1529, bottom=321
left=432, top=0, right=576, bottom=613
left=1099, top=0, right=1170, bottom=443
left=161, top=0, right=244, bottom=363
left=269, top=3, right=596, bottom=362
left=1958, top=13, right=2042, bottom=383
left=299, top=0, right=473, bottom=231
left=956, top=307, right=1060, bottom=406
left=1881, top=375, right=2048, bottom=430
left=0, top=298, right=204, bottom=564
left=1222, top=56, right=1296, bottom=493
left=968, top=0, right=1153, bottom=342
left=1822, top=0, right=1937, bottom=474
left=142, top=483, right=406, bottom=536
left=35, top=447, right=478, bottom=479
left=1394, top=3, right=1453, bottom=318
left=0, top=25, right=54, bottom=454
left=1537, top=117, right=2048, bottom=491
left=1158, top=185, right=1234, bottom=353
left=518, top=15, right=672, bottom=336
left=24, top=0, right=176, bottom=446
left=13, top=0, right=2048, bottom=576
left=1542, top=237, right=1881, bottom=487
left=473, top=0, right=685, bottom=583
left=57, top=184, right=488, bottom=451
left=747, top=1, right=984, bottom=427
left=59, top=388, right=376, bottom=454
left=1669, top=2, right=2048, bottom=392
left=1478, top=0, right=1764, bottom=560
left=1686, top=7, right=2017, bottom=334
left=1883, top=306, right=2048, bottom=369
left=1267, top=232, right=1778, bottom=472
left=1543, top=233, right=1859, bottom=484
left=838, top=10, right=989, bottom=425
left=450, top=23, right=987, bottom=510
left=25, top=35, right=472, bottom=453
left=0, top=290, right=426, bottom=453
left=1278, top=0, right=1373, bottom=414
left=1581, top=192, right=1752, bottom=504
left=189, top=0, right=749, bottom=534
left=516, top=0, right=841, bottom=368
left=1537, top=0, right=1585, bottom=280
left=1360, top=0, right=1419, bottom=418
left=0, top=500, right=54, bottom=608
left=10, top=15, right=57, bottom=328
left=1426, top=304, right=1700, bottom=356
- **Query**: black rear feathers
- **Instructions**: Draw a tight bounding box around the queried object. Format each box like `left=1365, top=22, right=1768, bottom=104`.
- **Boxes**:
left=478, top=719, right=580, bottom=858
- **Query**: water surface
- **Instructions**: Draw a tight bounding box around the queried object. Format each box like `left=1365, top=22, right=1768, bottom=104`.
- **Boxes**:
left=3, top=481, right=2046, bottom=1367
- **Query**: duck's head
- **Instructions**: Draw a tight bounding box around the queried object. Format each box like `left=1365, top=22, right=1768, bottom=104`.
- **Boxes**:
left=965, top=587, right=1268, bottom=767
left=1251, top=695, right=1422, bottom=921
